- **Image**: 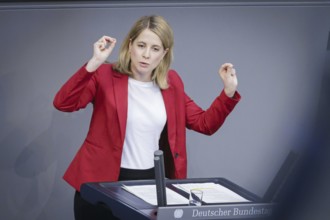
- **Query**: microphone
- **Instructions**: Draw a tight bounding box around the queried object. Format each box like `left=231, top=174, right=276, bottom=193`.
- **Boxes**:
left=154, top=150, right=167, bottom=206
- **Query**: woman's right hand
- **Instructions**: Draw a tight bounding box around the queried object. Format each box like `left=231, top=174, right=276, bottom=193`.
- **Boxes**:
left=86, top=36, right=117, bottom=72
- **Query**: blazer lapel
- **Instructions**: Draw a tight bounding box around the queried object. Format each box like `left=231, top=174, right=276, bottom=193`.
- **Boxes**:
left=161, top=87, right=177, bottom=151
left=113, top=72, right=128, bottom=142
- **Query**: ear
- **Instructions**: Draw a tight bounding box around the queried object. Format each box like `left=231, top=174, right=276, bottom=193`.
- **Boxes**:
left=162, top=48, right=169, bottom=58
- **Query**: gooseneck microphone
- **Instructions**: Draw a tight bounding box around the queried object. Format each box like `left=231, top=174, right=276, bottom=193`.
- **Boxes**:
left=154, top=150, right=167, bottom=207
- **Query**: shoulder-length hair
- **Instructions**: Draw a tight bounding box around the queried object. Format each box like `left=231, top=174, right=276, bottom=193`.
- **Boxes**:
left=113, top=15, right=174, bottom=89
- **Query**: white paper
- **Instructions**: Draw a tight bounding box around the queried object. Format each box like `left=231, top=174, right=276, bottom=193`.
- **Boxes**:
left=173, top=182, right=250, bottom=203
left=122, top=184, right=189, bottom=205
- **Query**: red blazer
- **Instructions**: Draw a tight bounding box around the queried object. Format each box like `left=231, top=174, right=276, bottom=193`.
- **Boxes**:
left=53, top=64, right=241, bottom=191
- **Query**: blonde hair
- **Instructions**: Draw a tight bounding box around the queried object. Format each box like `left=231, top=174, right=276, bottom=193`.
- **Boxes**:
left=113, top=15, right=174, bottom=89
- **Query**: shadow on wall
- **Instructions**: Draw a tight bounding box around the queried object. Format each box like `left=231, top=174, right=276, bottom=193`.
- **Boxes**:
left=0, top=70, right=88, bottom=220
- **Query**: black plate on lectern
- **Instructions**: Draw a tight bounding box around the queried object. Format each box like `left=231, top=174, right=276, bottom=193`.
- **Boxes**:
left=80, top=177, right=270, bottom=220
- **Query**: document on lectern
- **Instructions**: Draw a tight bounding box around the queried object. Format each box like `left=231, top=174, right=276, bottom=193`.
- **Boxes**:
left=173, top=182, right=251, bottom=203
left=122, top=184, right=189, bottom=205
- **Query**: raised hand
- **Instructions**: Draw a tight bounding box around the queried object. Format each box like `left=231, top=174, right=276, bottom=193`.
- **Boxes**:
left=218, top=63, right=238, bottom=98
left=86, top=36, right=117, bottom=72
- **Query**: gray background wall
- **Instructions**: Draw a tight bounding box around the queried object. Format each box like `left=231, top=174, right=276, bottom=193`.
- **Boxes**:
left=0, top=1, right=330, bottom=219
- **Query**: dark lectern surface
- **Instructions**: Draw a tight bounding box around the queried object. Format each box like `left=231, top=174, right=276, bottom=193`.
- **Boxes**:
left=80, top=178, right=274, bottom=220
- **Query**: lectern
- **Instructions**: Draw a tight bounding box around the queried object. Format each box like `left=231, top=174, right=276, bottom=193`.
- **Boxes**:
left=80, top=177, right=274, bottom=220
left=80, top=150, right=299, bottom=219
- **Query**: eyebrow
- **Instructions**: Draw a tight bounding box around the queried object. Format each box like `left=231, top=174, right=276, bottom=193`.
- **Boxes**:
left=136, top=41, right=162, bottom=48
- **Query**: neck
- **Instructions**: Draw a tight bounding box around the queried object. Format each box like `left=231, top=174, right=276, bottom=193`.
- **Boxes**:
left=131, top=71, right=152, bottom=82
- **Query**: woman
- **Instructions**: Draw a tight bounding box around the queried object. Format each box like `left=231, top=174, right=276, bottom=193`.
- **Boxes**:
left=54, top=15, right=241, bottom=220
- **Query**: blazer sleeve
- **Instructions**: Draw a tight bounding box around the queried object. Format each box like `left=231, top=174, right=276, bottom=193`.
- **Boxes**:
left=53, top=64, right=97, bottom=112
left=185, top=90, right=241, bottom=135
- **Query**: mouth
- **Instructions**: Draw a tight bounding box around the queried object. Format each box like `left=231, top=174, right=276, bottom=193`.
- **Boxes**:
left=139, top=62, right=149, bottom=67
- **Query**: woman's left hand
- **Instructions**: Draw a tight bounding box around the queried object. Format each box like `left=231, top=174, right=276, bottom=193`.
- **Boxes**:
left=218, top=63, right=238, bottom=98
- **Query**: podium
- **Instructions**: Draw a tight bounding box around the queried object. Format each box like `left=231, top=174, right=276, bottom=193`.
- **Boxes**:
left=80, top=177, right=275, bottom=220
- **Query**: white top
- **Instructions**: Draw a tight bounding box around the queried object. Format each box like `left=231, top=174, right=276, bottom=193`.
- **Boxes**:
left=120, top=77, right=167, bottom=169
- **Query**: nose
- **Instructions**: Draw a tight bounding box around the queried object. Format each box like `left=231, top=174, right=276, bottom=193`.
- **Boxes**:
left=142, top=48, right=150, bottom=59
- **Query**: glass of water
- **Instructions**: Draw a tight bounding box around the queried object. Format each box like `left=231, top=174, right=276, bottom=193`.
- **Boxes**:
left=189, top=189, right=203, bottom=206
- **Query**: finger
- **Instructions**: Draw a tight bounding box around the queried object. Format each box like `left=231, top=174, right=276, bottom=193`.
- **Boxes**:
left=100, top=37, right=109, bottom=50
left=103, top=36, right=116, bottom=42
left=107, top=37, right=117, bottom=49
left=221, top=63, right=234, bottom=71
left=96, top=36, right=111, bottom=47
left=219, top=64, right=233, bottom=75
left=105, top=38, right=117, bottom=50
left=95, top=41, right=103, bottom=49
left=101, top=36, right=116, bottom=43
left=96, top=41, right=108, bottom=52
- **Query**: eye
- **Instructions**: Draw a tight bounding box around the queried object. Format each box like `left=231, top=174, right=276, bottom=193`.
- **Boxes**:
left=153, top=47, right=160, bottom=52
left=137, top=44, right=145, bottom=48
